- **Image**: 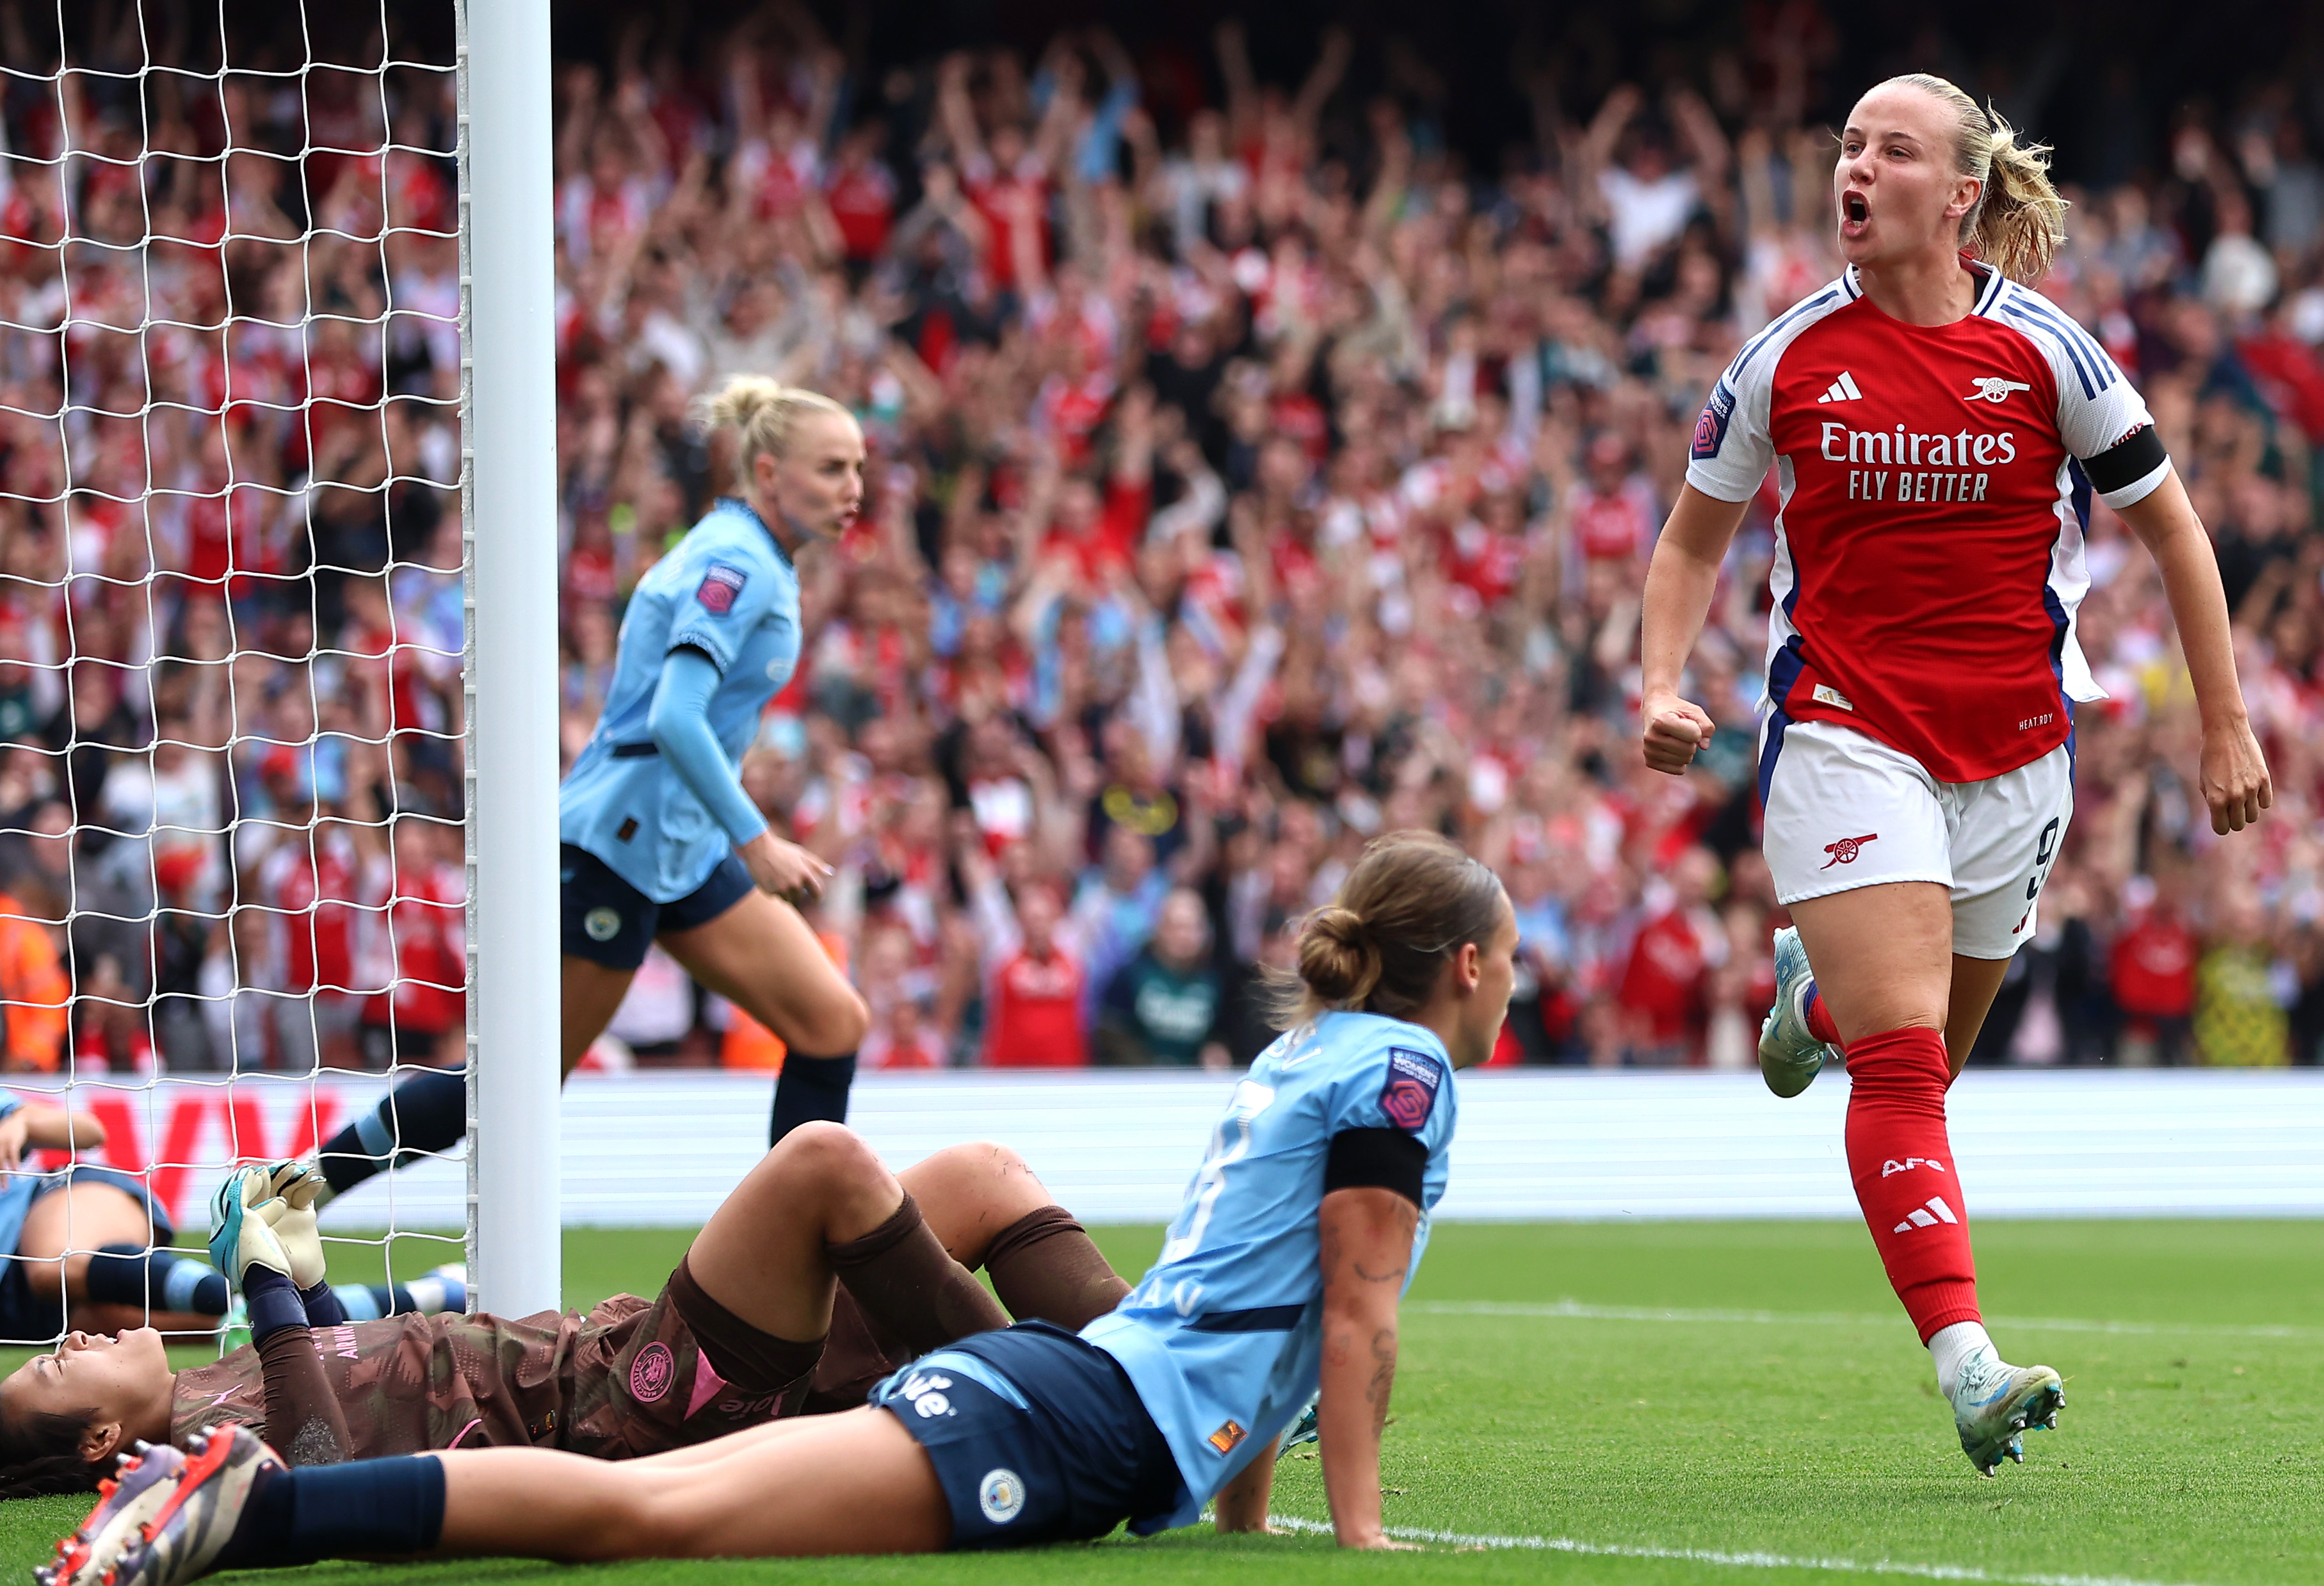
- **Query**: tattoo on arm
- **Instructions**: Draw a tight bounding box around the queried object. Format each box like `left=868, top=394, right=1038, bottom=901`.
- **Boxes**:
left=1366, top=1327, right=1396, bottom=1436
left=1328, top=1195, right=1416, bottom=1286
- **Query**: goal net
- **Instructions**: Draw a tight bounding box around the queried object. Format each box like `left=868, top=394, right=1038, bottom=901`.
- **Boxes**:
left=0, top=0, right=474, bottom=1348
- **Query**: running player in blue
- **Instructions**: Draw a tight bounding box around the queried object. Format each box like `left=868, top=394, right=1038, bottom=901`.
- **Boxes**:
left=286, top=379, right=873, bottom=1190
left=556, top=376, right=869, bottom=1144
left=47, top=833, right=1517, bottom=1580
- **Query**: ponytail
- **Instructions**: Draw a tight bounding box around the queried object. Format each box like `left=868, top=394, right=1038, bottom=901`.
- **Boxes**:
left=1270, top=830, right=1506, bottom=1028
left=1882, top=74, right=2069, bottom=285
left=1295, top=907, right=1384, bottom=1012
left=698, top=376, right=853, bottom=495
left=1971, top=118, right=2068, bottom=284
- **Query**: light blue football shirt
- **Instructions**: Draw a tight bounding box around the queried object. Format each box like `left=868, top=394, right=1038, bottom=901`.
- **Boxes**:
left=1082, top=1010, right=1457, bottom=1532
left=558, top=499, right=802, bottom=902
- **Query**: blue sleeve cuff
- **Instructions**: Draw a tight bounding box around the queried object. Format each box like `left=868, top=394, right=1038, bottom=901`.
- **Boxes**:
left=243, top=1267, right=309, bottom=1343
left=664, top=626, right=736, bottom=674
left=300, top=1280, right=348, bottom=1329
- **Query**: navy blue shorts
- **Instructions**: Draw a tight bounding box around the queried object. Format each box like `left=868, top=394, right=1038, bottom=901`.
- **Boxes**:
left=869, top=1322, right=1184, bottom=1550
left=560, top=843, right=755, bottom=971
left=0, top=1165, right=175, bottom=1340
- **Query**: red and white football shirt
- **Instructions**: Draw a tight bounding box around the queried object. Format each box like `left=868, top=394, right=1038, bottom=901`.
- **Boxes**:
left=1687, top=261, right=2167, bottom=784
left=258, top=829, right=360, bottom=1001
left=984, top=947, right=1086, bottom=1068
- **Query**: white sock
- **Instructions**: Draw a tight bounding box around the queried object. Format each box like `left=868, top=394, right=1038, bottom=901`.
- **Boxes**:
left=1929, top=1319, right=1995, bottom=1393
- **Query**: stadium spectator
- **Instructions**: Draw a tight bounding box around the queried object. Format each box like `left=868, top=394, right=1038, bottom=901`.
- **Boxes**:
left=0, top=861, right=69, bottom=1072
left=970, top=857, right=1088, bottom=1069
left=2194, top=886, right=2288, bottom=1066
left=1613, top=846, right=1728, bottom=1067
left=4, top=10, right=2324, bottom=1071
left=1069, top=826, right=1172, bottom=1021
left=1095, top=887, right=1227, bottom=1068
left=2110, top=873, right=2200, bottom=1065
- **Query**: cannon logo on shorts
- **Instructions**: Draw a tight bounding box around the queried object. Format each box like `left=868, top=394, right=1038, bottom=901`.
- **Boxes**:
left=584, top=907, right=622, bottom=942
left=1207, top=1420, right=1248, bottom=1455
left=1820, top=833, right=1878, bottom=870
left=629, top=1342, right=675, bottom=1404
left=978, top=1468, right=1026, bottom=1525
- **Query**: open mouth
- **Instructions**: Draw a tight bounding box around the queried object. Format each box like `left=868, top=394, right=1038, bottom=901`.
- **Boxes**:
left=1842, top=191, right=1871, bottom=229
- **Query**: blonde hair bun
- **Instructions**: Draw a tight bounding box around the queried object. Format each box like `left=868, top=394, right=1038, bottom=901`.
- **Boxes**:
left=699, top=376, right=852, bottom=492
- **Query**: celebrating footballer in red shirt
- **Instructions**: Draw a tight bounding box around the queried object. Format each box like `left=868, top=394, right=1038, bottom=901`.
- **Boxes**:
left=1640, top=74, right=2272, bottom=1479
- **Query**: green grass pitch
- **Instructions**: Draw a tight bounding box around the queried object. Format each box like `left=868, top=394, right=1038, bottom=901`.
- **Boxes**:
left=4, top=1220, right=2320, bottom=1585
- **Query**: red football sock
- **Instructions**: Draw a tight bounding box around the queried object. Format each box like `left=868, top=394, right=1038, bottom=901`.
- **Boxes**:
left=1804, top=983, right=1843, bottom=1048
left=1844, top=1024, right=1980, bottom=1341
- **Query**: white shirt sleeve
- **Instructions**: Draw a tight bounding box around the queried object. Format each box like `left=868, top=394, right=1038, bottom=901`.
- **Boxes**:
left=2060, top=368, right=2165, bottom=510
left=1683, top=359, right=1775, bottom=504
left=2000, top=289, right=2167, bottom=508
left=1682, top=279, right=1853, bottom=503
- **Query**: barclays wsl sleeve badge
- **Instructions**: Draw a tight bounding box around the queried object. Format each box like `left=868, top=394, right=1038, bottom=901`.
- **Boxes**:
left=1690, top=378, right=1735, bottom=460
left=1380, top=1048, right=1444, bottom=1133
left=695, top=563, right=748, bottom=615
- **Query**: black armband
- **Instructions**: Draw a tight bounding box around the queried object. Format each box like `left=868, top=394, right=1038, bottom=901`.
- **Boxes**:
left=2081, top=424, right=2168, bottom=499
left=1324, top=1128, right=1427, bottom=1208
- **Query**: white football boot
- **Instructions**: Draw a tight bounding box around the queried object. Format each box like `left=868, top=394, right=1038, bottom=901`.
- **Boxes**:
left=1949, top=1348, right=2065, bottom=1477
left=1757, top=926, right=1836, bottom=1098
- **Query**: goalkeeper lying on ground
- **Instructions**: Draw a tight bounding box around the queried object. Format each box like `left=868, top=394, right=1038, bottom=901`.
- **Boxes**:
left=0, top=1124, right=1126, bottom=1497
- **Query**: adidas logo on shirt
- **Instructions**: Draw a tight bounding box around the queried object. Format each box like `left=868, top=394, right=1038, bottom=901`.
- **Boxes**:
left=1892, top=1195, right=1959, bottom=1233
left=1817, top=371, right=1864, bottom=404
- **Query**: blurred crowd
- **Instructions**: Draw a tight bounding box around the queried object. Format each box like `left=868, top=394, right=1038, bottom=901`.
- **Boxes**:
left=3, top=5, right=2324, bottom=1075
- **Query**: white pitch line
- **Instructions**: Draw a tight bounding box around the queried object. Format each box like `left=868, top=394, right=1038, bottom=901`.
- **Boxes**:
left=1266, top=1513, right=2199, bottom=1586
left=1409, top=1300, right=2323, bottom=1340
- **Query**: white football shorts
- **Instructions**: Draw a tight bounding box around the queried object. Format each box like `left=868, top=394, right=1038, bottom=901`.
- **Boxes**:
left=1758, top=716, right=2072, bottom=960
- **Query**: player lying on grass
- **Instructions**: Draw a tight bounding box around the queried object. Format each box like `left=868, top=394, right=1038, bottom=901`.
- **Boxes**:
left=3, top=1126, right=1127, bottom=1505
left=0, top=1096, right=457, bottom=1347
left=37, top=830, right=1511, bottom=1582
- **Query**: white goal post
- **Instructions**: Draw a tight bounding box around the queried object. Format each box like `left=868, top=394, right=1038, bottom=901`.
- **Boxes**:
left=459, top=0, right=561, bottom=1318
left=0, top=0, right=561, bottom=1344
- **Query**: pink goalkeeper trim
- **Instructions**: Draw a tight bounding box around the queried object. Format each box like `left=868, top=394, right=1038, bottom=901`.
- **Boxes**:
left=446, top=1419, right=483, bottom=1449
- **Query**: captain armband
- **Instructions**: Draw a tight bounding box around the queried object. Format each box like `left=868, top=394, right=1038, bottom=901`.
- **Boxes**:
left=1323, top=1128, right=1428, bottom=1208
left=2081, top=424, right=2170, bottom=506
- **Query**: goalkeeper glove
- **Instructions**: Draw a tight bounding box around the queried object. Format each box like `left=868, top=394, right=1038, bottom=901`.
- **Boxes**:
left=207, top=1165, right=295, bottom=1287
left=256, top=1160, right=329, bottom=1290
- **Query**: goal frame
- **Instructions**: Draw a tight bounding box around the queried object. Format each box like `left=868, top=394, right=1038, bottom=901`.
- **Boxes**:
left=457, top=0, right=562, bottom=1317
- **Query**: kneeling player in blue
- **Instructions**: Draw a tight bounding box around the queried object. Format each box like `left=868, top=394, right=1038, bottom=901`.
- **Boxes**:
left=38, top=832, right=1513, bottom=1579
